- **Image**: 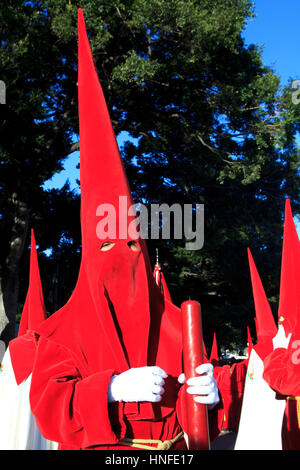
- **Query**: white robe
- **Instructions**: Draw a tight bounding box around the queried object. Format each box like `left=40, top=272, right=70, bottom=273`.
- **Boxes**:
left=0, top=347, right=58, bottom=450
left=234, top=348, right=286, bottom=450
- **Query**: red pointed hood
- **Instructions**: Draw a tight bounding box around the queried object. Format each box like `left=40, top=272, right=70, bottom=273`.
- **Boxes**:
left=9, top=229, right=47, bottom=384
left=209, top=332, right=219, bottom=366
left=247, top=248, right=277, bottom=341
left=35, top=10, right=183, bottom=389
left=36, top=9, right=174, bottom=377
left=59, top=8, right=158, bottom=369
left=278, top=199, right=300, bottom=336
left=247, top=326, right=253, bottom=359
left=18, top=229, right=47, bottom=336
left=247, top=248, right=277, bottom=359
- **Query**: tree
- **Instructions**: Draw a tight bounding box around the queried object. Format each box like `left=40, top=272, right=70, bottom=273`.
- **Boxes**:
left=54, top=0, right=298, bottom=348
left=0, top=1, right=78, bottom=344
left=0, top=0, right=299, bottom=350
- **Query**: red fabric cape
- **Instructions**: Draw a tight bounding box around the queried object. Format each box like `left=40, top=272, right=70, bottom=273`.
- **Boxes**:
left=29, top=9, right=220, bottom=449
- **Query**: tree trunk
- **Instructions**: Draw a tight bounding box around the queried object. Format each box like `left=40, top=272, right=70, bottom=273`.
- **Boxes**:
left=0, top=193, right=29, bottom=347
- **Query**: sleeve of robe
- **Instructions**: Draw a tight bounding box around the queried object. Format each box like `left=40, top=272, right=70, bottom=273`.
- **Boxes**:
left=29, top=336, right=127, bottom=448
left=263, top=347, right=300, bottom=397
left=31, top=335, right=221, bottom=448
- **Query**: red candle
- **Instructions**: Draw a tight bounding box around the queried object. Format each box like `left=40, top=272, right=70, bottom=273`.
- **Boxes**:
left=181, top=300, right=210, bottom=450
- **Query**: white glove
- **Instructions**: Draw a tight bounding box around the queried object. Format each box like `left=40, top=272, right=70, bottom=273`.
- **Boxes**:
left=178, top=363, right=219, bottom=409
left=272, top=324, right=292, bottom=350
left=107, top=366, right=167, bottom=403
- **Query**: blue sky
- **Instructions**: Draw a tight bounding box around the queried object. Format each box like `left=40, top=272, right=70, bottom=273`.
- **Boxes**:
left=242, top=0, right=300, bottom=86
left=43, top=1, right=299, bottom=231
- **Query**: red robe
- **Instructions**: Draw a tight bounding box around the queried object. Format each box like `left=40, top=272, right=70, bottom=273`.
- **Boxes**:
left=214, top=361, right=247, bottom=432
left=30, top=297, right=219, bottom=450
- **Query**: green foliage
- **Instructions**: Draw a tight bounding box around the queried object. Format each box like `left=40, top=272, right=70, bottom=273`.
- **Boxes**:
left=0, top=0, right=299, bottom=349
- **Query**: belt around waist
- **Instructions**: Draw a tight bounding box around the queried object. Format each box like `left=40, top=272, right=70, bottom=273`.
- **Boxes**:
left=118, top=431, right=184, bottom=450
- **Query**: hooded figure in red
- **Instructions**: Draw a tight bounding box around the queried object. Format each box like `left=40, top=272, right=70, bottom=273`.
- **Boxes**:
left=263, top=199, right=300, bottom=450
left=214, top=360, right=247, bottom=432
left=215, top=248, right=275, bottom=435
left=209, top=333, right=219, bottom=368
left=235, top=246, right=287, bottom=450
left=9, top=229, right=47, bottom=385
left=29, top=9, right=219, bottom=450
left=247, top=248, right=278, bottom=359
left=0, top=230, right=58, bottom=450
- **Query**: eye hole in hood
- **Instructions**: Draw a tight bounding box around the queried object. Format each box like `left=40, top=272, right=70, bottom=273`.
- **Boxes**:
left=127, top=240, right=140, bottom=252
left=100, top=241, right=115, bottom=251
